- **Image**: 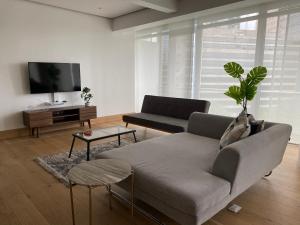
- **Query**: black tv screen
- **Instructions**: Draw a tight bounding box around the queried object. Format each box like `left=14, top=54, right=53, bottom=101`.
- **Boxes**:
left=28, top=62, right=81, bottom=94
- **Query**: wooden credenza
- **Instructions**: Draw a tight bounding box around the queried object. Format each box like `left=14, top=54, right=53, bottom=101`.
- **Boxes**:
left=23, top=105, right=97, bottom=137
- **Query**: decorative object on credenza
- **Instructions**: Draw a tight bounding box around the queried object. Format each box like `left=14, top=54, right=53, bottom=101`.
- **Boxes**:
left=220, top=62, right=267, bottom=148
left=81, top=87, right=93, bottom=106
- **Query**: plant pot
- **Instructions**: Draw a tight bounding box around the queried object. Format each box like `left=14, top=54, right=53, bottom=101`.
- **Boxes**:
left=85, top=102, right=91, bottom=107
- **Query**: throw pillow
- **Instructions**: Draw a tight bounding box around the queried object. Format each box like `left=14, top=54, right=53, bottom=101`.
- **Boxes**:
left=249, top=117, right=265, bottom=135
left=220, top=111, right=265, bottom=149
left=220, top=110, right=251, bottom=149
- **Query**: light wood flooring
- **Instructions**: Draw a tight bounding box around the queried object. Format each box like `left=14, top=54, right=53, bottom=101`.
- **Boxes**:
left=0, top=119, right=299, bottom=225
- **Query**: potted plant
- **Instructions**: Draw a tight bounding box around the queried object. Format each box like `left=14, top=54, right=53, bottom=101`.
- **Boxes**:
left=220, top=62, right=268, bottom=148
left=224, top=62, right=267, bottom=114
left=81, top=87, right=93, bottom=106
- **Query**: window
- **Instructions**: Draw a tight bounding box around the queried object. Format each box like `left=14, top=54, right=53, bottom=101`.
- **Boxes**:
left=198, top=20, right=258, bottom=116
left=135, top=0, right=300, bottom=143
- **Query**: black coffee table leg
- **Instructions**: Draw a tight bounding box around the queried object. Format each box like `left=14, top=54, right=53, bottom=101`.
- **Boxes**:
left=69, top=136, right=76, bottom=158
left=87, top=142, right=90, bottom=161
left=132, top=131, right=137, bottom=143
left=118, top=134, right=121, bottom=146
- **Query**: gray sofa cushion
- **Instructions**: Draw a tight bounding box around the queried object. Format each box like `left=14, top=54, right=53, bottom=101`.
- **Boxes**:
left=188, top=113, right=233, bottom=139
left=123, top=113, right=188, bottom=133
left=98, top=132, right=231, bottom=216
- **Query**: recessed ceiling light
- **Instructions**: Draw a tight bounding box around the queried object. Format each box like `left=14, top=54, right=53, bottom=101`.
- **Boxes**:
left=98, top=7, right=102, bottom=10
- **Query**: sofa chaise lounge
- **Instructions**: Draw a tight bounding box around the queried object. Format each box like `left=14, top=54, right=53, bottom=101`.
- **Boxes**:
left=123, top=95, right=210, bottom=133
left=99, top=112, right=292, bottom=225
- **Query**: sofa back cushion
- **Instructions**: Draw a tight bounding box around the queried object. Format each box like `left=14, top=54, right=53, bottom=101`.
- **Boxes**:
left=141, top=95, right=210, bottom=120
left=188, top=112, right=233, bottom=139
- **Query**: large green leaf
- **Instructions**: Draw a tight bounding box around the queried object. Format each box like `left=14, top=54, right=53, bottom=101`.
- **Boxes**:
left=246, top=66, right=267, bottom=86
left=245, top=85, right=257, bottom=101
left=240, top=80, right=247, bottom=99
left=224, top=62, right=244, bottom=78
left=224, top=85, right=243, bottom=104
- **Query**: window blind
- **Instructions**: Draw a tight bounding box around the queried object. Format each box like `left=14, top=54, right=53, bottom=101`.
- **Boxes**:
left=135, top=0, right=300, bottom=143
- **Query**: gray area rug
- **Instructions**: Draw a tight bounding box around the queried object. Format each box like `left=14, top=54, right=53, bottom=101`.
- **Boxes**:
left=34, top=136, right=142, bottom=187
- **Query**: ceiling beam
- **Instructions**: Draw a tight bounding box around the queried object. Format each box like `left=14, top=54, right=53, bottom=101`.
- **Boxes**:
left=130, top=0, right=178, bottom=13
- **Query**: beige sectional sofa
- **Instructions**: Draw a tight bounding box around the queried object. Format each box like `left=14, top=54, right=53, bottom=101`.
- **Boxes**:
left=98, top=112, right=292, bottom=225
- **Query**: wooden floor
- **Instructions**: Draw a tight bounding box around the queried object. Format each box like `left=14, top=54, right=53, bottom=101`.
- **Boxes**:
left=0, top=119, right=299, bottom=225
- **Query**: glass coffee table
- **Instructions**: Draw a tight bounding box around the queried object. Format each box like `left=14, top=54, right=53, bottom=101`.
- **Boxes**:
left=68, top=126, right=137, bottom=161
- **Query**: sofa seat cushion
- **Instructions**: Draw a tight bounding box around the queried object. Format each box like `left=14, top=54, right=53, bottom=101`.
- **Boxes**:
left=123, top=113, right=188, bottom=133
left=98, top=133, right=231, bottom=216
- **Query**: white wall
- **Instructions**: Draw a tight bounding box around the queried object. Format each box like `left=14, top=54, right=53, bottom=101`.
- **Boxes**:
left=0, top=0, right=135, bottom=131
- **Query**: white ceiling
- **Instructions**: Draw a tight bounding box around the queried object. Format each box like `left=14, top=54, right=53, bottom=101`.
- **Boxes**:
left=25, top=0, right=145, bottom=18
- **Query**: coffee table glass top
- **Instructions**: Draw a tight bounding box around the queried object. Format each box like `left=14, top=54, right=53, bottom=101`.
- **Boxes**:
left=73, top=126, right=136, bottom=141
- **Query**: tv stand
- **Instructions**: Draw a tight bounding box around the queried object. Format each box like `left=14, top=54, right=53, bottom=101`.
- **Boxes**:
left=23, top=105, right=97, bottom=137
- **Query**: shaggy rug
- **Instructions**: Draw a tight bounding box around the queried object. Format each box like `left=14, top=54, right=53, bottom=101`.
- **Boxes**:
left=34, top=136, right=143, bottom=187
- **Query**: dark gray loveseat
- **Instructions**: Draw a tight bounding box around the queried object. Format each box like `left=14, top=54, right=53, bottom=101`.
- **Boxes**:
left=123, top=95, right=210, bottom=133
left=99, top=112, right=292, bottom=225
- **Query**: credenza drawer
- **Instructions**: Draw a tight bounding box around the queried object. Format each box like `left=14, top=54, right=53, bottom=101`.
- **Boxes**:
left=29, top=118, right=53, bottom=128
left=23, top=111, right=53, bottom=128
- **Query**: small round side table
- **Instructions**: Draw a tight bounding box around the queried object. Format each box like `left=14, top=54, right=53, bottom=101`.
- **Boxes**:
left=67, top=159, right=134, bottom=225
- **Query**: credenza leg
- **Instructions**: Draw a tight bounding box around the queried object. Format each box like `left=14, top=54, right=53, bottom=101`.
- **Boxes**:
left=88, top=120, right=91, bottom=129
left=36, top=128, right=39, bottom=138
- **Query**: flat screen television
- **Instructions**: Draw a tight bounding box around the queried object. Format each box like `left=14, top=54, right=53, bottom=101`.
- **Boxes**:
left=28, top=62, right=81, bottom=94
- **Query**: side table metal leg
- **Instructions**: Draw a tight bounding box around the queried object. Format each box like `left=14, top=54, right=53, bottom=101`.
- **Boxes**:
left=89, top=187, right=92, bottom=225
left=68, top=137, right=76, bottom=158
left=69, top=182, right=76, bottom=225
left=118, top=134, right=121, bottom=146
left=108, top=185, right=112, bottom=210
left=132, top=131, right=137, bottom=143
left=87, top=142, right=90, bottom=161
left=131, top=170, right=134, bottom=216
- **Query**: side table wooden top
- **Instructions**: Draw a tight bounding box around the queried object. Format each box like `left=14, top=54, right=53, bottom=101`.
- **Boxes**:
left=68, top=159, right=132, bottom=187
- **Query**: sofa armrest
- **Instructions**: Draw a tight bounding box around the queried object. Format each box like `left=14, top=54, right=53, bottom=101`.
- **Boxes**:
left=187, top=112, right=233, bottom=139
left=212, top=123, right=292, bottom=197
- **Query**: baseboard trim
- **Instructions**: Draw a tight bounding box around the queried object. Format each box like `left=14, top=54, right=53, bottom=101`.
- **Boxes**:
left=0, top=114, right=126, bottom=140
